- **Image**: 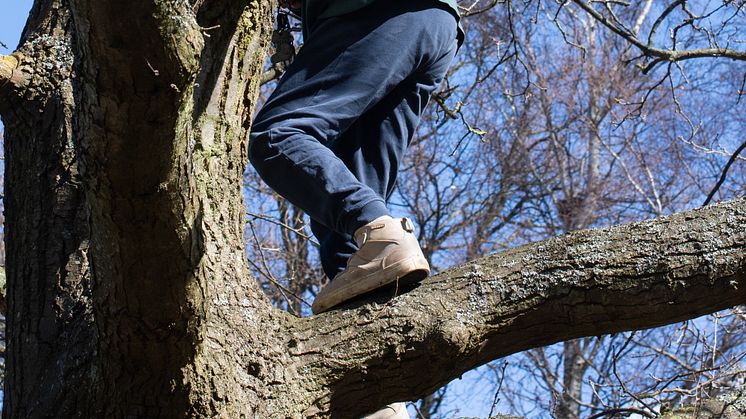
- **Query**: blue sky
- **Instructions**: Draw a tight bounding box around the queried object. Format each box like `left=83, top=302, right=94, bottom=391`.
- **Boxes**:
left=0, top=1, right=32, bottom=53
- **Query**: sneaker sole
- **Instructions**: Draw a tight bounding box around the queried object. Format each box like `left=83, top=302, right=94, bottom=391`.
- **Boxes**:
left=312, top=255, right=430, bottom=314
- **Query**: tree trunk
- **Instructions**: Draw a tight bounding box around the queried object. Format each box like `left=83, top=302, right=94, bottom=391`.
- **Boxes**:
left=1, top=1, right=744, bottom=417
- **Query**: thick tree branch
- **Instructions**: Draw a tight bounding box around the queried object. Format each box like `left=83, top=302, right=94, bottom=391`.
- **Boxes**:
left=0, top=54, right=28, bottom=89
left=291, top=198, right=746, bottom=417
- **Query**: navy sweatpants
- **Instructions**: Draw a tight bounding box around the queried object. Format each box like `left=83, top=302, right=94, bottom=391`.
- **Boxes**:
left=249, top=0, right=458, bottom=279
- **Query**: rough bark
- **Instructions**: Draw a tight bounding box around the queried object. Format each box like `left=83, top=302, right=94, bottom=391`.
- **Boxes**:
left=1, top=0, right=744, bottom=418
left=1, top=1, right=96, bottom=415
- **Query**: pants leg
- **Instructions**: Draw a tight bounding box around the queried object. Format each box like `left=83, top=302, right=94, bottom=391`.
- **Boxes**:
left=249, top=0, right=458, bottom=278
left=309, top=72, right=456, bottom=278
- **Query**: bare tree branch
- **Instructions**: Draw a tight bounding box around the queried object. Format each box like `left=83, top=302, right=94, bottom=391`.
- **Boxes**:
left=569, top=0, right=746, bottom=73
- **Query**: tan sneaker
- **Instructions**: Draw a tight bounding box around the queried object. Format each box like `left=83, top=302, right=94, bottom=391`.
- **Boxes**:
left=311, top=216, right=430, bottom=314
left=361, top=402, right=410, bottom=419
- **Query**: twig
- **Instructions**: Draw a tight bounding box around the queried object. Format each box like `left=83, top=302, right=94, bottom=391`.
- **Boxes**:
left=247, top=220, right=311, bottom=313
left=488, top=361, right=509, bottom=417
left=702, top=140, right=746, bottom=206
left=247, top=211, right=317, bottom=243
left=612, top=332, right=657, bottom=414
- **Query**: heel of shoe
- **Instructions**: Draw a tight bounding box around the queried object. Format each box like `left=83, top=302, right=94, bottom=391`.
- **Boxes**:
left=395, top=255, right=429, bottom=287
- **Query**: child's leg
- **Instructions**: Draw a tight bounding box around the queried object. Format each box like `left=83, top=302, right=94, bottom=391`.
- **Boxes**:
left=249, top=0, right=458, bottom=239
